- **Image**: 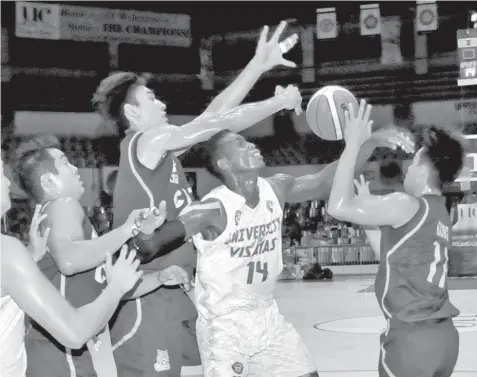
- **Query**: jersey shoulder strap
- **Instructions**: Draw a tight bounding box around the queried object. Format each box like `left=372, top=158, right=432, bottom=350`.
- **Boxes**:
left=192, top=185, right=244, bottom=252
left=257, top=178, right=283, bottom=214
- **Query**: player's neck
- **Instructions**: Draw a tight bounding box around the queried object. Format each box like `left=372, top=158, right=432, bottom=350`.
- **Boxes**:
left=227, top=171, right=260, bottom=208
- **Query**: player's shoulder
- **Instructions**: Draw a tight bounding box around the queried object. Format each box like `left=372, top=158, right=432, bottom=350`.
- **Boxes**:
left=383, top=191, right=419, bottom=206
left=1, top=234, right=24, bottom=251
left=179, top=197, right=224, bottom=216
left=47, top=197, right=84, bottom=218
left=203, top=184, right=228, bottom=199
left=1, top=235, right=29, bottom=267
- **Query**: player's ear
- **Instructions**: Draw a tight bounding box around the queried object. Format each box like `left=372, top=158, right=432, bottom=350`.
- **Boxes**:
left=217, top=157, right=230, bottom=172
left=40, top=172, right=59, bottom=194
left=124, top=103, right=140, bottom=123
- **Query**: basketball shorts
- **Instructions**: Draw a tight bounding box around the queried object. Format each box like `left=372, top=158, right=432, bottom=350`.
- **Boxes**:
left=110, top=287, right=201, bottom=377
left=25, top=334, right=96, bottom=377
left=196, top=300, right=316, bottom=377
left=378, top=318, right=459, bottom=377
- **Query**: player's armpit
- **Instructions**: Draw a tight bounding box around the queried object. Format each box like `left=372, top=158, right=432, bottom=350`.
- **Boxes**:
left=362, top=227, right=382, bottom=259
left=328, top=192, right=419, bottom=228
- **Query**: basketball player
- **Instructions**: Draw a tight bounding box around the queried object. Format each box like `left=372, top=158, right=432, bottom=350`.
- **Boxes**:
left=1, top=159, right=144, bottom=377
left=328, top=100, right=464, bottom=377
left=13, top=137, right=188, bottom=377
left=92, top=21, right=302, bottom=377
left=129, top=114, right=409, bottom=376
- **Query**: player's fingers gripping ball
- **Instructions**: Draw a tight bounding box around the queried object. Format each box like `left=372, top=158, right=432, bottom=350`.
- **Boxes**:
left=306, top=85, right=359, bottom=141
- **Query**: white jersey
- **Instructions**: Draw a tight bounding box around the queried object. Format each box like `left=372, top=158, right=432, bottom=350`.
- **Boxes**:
left=192, top=178, right=283, bottom=319
left=0, top=295, right=27, bottom=377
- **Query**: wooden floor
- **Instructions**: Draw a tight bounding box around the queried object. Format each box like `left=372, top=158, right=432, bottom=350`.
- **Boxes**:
left=182, top=275, right=477, bottom=377
left=275, top=276, right=477, bottom=377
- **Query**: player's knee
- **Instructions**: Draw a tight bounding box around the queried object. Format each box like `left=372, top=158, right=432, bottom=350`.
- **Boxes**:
left=298, top=372, right=319, bottom=377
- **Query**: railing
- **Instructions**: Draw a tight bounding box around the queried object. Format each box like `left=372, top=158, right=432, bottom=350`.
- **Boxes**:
left=287, top=244, right=379, bottom=267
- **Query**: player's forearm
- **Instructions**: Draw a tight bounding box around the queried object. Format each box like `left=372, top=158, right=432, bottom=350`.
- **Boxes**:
left=56, top=226, right=131, bottom=275
left=287, top=142, right=375, bottom=203
left=132, top=220, right=188, bottom=263
left=156, top=95, right=287, bottom=152
left=123, top=272, right=162, bottom=300
left=224, top=94, right=289, bottom=134
left=328, top=144, right=361, bottom=219
left=43, top=282, right=123, bottom=349
left=66, top=283, right=123, bottom=348
left=205, top=58, right=264, bottom=114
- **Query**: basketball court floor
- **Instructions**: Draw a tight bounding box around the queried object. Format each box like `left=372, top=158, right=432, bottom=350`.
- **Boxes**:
left=182, top=275, right=477, bottom=376
left=275, top=276, right=477, bottom=377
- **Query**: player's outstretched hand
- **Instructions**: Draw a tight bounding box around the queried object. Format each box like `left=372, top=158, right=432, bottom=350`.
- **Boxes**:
left=29, top=204, right=51, bottom=262
left=344, top=99, right=373, bottom=147
left=253, top=20, right=299, bottom=72
left=369, top=127, right=415, bottom=154
left=105, top=245, right=143, bottom=294
left=354, top=174, right=371, bottom=196
left=126, top=201, right=168, bottom=237
left=158, top=265, right=191, bottom=292
left=275, top=85, right=302, bottom=115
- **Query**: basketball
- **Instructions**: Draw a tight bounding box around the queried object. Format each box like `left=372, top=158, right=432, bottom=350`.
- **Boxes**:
left=305, top=85, right=359, bottom=141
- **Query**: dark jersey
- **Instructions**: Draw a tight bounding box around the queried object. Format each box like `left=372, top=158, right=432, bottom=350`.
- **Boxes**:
left=26, top=201, right=106, bottom=377
left=112, top=129, right=196, bottom=272
left=110, top=130, right=198, bottom=357
left=374, top=195, right=460, bottom=323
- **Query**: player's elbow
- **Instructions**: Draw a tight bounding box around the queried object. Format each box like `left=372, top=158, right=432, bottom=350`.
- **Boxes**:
left=327, top=205, right=341, bottom=219
left=56, top=259, right=77, bottom=277
left=327, top=206, right=351, bottom=222
left=56, top=327, right=87, bottom=349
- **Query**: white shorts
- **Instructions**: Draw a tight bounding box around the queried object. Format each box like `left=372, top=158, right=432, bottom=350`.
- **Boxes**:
left=196, top=300, right=316, bottom=377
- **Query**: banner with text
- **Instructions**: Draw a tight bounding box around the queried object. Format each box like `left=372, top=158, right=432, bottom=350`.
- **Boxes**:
left=15, top=2, right=192, bottom=47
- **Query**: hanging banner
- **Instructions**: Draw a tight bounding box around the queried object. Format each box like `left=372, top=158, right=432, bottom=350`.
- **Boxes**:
left=415, top=0, right=438, bottom=33
left=380, top=16, right=403, bottom=65
left=457, top=29, right=477, bottom=87
left=316, top=8, right=337, bottom=40
left=15, top=2, right=192, bottom=47
left=360, top=4, right=381, bottom=36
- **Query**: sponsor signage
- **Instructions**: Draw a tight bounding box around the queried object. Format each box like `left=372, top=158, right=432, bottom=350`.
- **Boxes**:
left=15, top=2, right=192, bottom=47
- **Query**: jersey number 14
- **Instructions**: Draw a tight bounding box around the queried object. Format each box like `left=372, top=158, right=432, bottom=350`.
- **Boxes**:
left=246, top=261, right=269, bottom=284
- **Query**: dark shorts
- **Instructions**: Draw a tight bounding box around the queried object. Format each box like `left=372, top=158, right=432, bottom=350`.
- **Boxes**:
left=25, top=334, right=96, bottom=377
left=378, top=318, right=459, bottom=377
left=110, top=286, right=200, bottom=377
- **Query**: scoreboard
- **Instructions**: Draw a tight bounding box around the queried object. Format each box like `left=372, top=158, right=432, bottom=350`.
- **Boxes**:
left=457, top=29, right=477, bottom=87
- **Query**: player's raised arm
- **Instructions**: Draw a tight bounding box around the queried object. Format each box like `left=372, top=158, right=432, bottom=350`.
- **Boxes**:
left=138, top=86, right=302, bottom=169
left=199, top=21, right=298, bottom=118
left=132, top=198, right=226, bottom=260
left=46, top=198, right=165, bottom=276
left=328, top=100, right=418, bottom=227
left=1, top=237, right=142, bottom=349
left=268, top=127, right=414, bottom=205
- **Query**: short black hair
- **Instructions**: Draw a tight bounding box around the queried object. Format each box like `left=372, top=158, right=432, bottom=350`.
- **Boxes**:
left=13, top=136, right=60, bottom=203
left=202, top=130, right=233, bottom=181
left=412, top=125, right=465, bottom=189
left=92, top=72, right=146, bottom=137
